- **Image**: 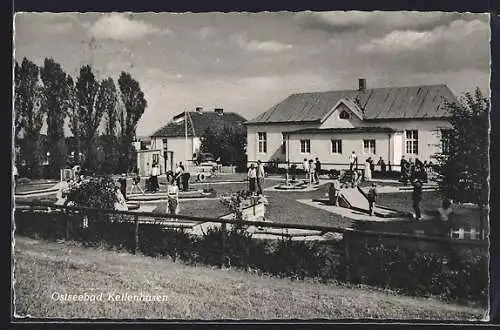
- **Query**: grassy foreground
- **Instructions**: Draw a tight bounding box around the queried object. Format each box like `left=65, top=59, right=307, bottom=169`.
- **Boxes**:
left=13, top=236, right=486, bottom=320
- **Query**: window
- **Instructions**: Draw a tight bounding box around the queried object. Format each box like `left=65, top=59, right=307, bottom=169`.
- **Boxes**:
left=441, top=129, right=452, bottom=153
left=339, top=110, right=350, bottom=119
left=281, top=132, right=286, bottom=154
left=300, top=139, right=311, bottom=153
left=258, top=132, right=267, bottom=153
left=152, top=154, right=159, bottom=163
left=363, top=140, right=376, bottom=154
left=162, top=138, right=168, bottom=150
left=331, top=139, right=342, bottom=154
left=405, top=130, right=418, bottom=154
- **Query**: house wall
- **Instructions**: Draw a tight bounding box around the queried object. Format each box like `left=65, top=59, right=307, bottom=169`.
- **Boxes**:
left=287, top=132, right=391, bottom=170
left=247, top=118, right=451, bottom=169
left=149, top=136, right=202, bottom=173
left=246, top=123, right=319, bottom=164
left=365, top=119, right=451, bottom=165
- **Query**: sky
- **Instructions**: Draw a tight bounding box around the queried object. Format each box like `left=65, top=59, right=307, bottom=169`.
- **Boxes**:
left=14, top=11, right=491, bottom=136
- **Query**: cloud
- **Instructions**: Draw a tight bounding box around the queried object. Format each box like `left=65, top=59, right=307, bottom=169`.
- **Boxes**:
left=298, top=11, right=486, bottom=34
left=89, top=13, right=172, bottom=41
left=232, top=34, right=293, bottom=53
left=359, top=19, right=489, bottom=54
left=198, top=26, right=216, bottom=39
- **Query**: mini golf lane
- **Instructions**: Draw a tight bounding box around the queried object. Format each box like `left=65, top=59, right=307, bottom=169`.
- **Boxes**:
left=296, top=199, right=409, bottom=222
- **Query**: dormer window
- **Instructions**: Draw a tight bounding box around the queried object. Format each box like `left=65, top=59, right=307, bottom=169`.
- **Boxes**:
left=339, top=110, right=350, bottom=119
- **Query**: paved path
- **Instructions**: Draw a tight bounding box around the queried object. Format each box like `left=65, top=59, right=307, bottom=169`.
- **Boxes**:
left=296, top=199, right=408, bottom=222
left=264, top=180, right=329, bottom=192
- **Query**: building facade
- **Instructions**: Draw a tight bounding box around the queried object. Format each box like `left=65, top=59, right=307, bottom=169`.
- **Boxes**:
left=244, top=79, right=457, bottom=171
left=137, top=108, right=246, bottom=176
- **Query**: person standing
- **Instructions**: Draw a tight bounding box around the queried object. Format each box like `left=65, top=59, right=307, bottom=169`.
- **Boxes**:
left=328, top=179, right=341, bottom=206
left=412, top=178, right=423, bottom=221
left=256, top=160, right=265, bottom=195
left=314, top=157, right=321, bottom=184
left=364, top=157, right=372, bottom=181
left=436, top=198, right=453, bottom=237
left=151, top=162, right=160, bottom=193
left=174, top=163, right=183, bottom=188
left=400, top=156, right=409, bottom=184
left=166, top=174, right=180, bottom=217
left=302, top=158, right=310, bottom=182
left=308, top=159, right=315, bottom=185
left=377, top=157, right=386, bottom=174
left=367, top=183, right=378, bottom=216
left=349, top=151, right=358, bottom=171
left=247, top=163, right=257, bottom=194
left=118, top=173, right=127, bottom=200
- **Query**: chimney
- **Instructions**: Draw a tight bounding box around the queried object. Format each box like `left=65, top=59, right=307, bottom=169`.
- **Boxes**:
left=358, top=78, right=366, bottom=91
left=195, top=106, right=203, bottom=113
left=214, top=108, right=224, bottom=115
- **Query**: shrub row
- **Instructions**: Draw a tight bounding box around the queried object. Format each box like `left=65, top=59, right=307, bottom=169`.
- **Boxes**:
left=14, top=210, right=488, bottom=306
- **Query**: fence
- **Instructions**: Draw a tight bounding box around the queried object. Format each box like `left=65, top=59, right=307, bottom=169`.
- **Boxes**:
left=14, top=200, right=489, bottom=305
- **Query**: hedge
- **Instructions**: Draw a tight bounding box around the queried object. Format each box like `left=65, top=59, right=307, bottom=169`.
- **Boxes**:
left=14, top=210, right=487, bottom=306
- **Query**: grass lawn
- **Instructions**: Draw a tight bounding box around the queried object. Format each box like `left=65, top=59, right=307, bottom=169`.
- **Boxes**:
left=13, top=236, right=486, bottom=320
left=152, top=200, right=230, bottom=218
left=376, top=191, right=485, bottom=228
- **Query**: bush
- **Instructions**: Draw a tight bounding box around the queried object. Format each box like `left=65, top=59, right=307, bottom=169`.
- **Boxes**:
left=16, top=206, right=487, bottom=306
left=65, top=176, right=118, bottom=209
left=353, top=242, right=488, bottom=305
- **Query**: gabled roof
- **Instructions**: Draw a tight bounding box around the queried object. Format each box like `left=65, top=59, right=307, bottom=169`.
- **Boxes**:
left=245, top=84, right=457, bottom=125
left=324, top=98, right=364, bottom=122
left=151, top=111, right=247, bottom=138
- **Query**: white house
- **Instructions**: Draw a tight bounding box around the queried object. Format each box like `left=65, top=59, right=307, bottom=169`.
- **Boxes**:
left=136, top=107, right=246, bottom=176
left=244, top=79, right=457, bottom=171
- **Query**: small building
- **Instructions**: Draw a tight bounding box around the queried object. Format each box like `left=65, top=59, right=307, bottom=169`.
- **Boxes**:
left=244, top=79, right=458, bottom=171
left=138, top=107, right=246, bottom=176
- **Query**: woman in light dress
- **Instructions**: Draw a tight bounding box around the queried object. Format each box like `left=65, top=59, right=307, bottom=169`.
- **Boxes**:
left=364, top=158, right=372, bottom=181
left=114, top=186, right=128, bottom=211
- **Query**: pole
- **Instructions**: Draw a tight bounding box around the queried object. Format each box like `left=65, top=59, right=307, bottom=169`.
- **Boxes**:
left=285, top=134, right=290, bottom=185
left=184, top=110, right=188, bottom=172
left=134, top=215, right=139, bottom=254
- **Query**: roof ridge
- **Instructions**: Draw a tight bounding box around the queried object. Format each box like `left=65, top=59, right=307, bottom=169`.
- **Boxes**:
left=288, top=84, right=448, bottom=96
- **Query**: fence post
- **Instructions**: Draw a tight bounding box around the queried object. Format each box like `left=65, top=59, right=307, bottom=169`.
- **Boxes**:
left=134, top=215, right=139, bottom=255
left=65, top=211, right=70, bottom=241
left=221, top=222, right=228, bottom=268
left=344, top=229, right=351, bottom=282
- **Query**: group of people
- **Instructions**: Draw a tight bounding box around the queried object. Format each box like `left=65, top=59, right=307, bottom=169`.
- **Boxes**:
left=247, top=160, right=265, bottom=195
left=400, top=156, right=430, bottom=185
left=302, top=157, right=322, bottom=185
left=146, top=161, right=188, bottom=193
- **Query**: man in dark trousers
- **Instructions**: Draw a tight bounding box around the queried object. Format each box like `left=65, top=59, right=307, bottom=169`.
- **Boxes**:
left=118, top=174, right=127, bottom=200
left=412, top=178, right=423, bottom=221
left=367, top=183, right=378, bottom=216
left=314, top=157, right=321, bottom=184
left=400, top=156, right=409, bottom=185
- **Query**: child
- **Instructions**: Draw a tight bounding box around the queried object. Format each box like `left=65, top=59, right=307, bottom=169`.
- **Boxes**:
left=367, top=183, right=378, bottom=216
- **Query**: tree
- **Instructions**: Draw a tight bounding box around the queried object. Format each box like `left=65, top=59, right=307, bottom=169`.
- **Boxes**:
left=433, top=87, right=489, bottom=206
left=99, top=77, right=118, bottom=136
left=14, top=58, right=46, bottom=178
left=65, top=75, right=81, bottom=164
left=117, top=71, right=147, bottom=172
left=40, top=58, right=69, bottom=178
left=75, top=65, right=103, bottom=171
left=200, top=125, right=247, bottom=169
